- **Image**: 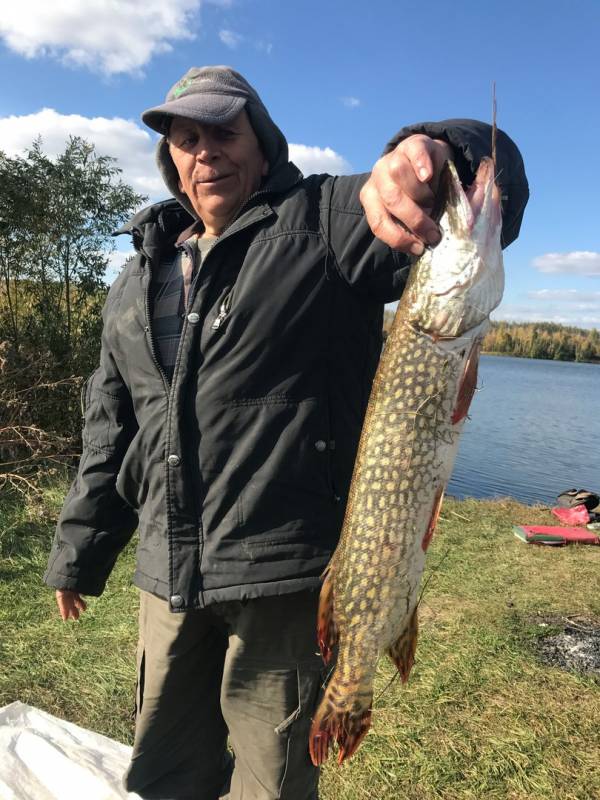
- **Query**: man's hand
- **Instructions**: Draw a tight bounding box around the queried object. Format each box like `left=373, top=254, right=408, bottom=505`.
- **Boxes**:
left=55, top=589, right=88, bottom=621
left=360, top=135, right=453, bottom=254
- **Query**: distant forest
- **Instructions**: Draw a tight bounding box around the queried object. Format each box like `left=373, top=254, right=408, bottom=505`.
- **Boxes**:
left=383, top=313, right=600, bottom=364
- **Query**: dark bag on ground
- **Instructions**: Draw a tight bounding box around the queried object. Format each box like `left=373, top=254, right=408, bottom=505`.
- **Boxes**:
left=556, top=489, right=600, bottom=511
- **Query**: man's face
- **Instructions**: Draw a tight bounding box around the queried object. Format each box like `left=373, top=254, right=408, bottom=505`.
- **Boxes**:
left=168, top=111, right=268, bottom=235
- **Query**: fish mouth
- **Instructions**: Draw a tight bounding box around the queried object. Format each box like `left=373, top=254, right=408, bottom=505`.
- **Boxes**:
left=466, top=158, right=502, bottom=229
left=404, top=158, right=505, bottom=339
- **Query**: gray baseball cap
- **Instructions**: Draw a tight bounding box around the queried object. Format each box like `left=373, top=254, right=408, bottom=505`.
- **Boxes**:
left=142, top=66, right=289, bottom=217
left=143, top=66, right=253, bottom=134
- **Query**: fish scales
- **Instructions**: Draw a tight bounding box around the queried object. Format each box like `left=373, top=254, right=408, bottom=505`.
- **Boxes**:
left=309, top=158, right=504, bottom=766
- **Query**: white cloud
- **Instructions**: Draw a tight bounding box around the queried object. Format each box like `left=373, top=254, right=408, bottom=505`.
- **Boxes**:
left=494, top=297, right=600, bottom=328
left=532, top=251, right=600, bottom=276
left=219, top=28, right=243, bottom=48
left=0, top=0, right=200, bottom=75
left=0, top=108, right=164, bottom=200
left=289, top=144, right=352, bottom=176
left=341, top=96, right=361, bottom=108
left=255, top=40, right=273, bottom=55
left=528, top=289, right=600, bottom=306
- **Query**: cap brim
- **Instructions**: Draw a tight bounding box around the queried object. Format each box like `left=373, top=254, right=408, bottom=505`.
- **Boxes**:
left=142, top=93, right=247, bottom=134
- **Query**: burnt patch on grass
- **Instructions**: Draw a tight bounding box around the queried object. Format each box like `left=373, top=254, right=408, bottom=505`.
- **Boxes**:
left=529, top=614, right=600, bottom=676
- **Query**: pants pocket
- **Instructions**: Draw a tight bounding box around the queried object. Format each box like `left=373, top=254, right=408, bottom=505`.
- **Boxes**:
left=133, top=648, right=146, bottom=719
left=274, top=663, right=322, bottom=735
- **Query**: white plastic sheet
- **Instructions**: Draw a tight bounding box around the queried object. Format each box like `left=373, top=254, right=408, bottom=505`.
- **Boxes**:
left=0, top=702, right=140, bottom=800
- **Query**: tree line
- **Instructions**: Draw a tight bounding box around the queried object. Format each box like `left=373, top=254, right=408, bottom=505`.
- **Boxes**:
left=482, top=321, right=600, bottom=362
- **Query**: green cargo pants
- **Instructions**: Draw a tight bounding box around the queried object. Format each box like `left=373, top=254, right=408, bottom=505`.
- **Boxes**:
left=123, top=589, right=325, bottom=800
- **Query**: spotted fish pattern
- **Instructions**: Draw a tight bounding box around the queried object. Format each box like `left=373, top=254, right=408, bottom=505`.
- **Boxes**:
left=309, top=158, right=504, bottom=766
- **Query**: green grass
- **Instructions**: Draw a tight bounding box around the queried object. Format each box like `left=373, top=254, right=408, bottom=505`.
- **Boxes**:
left=1, top=482, right=599, bottom=799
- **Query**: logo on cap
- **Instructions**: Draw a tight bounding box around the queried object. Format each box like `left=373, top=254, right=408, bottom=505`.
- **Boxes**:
left=172, top=78, right=193, bottom=98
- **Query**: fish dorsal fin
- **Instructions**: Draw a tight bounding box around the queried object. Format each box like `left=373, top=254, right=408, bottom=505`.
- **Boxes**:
left=432, top=160, right=474, bottom=236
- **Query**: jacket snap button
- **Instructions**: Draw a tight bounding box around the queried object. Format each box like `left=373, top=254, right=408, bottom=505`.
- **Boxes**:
left=170, top=594, right=184, bottom=608
left=314, top=440, right=327, bottom=452
left=187, top=312, right=200, bottom=324
left=167, top=454, right=181, bottom=467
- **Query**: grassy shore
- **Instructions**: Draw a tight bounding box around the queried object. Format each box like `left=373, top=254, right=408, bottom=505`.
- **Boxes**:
left=1, top=479, right=599, bottom=799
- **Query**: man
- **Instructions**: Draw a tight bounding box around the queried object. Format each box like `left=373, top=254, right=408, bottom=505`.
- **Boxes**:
left=45, top=66, right=528, bottom=799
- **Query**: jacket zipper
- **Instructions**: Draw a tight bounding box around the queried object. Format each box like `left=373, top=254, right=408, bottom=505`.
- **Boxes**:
left=139, top=190, right=273, bottom=385
left=211, top=288, right=234, bottom=330
left=142, top=253, right=171, bottom=396
left=185, top=190, right=271, bottom=318
left=325, top=412, right=340, bottom=502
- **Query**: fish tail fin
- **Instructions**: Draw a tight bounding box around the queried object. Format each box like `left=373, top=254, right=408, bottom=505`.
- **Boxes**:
left=309, top=670, right=373, bottom=766
left=388, top=607, right=419, bottom=683
left=316, top=564, right=338, bottom=664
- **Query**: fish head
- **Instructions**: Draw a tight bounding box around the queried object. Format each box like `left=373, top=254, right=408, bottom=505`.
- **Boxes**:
left=404, top=157, right=504, bottom=339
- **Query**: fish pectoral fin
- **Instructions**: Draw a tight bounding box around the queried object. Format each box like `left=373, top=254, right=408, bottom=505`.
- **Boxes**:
left=388, top=608, right=419, bottom=683
left=422, top=487, right=444, bottom=552
left=317, top=564, right=338, bottom=664
left=452, top=341, right=480, bottom=425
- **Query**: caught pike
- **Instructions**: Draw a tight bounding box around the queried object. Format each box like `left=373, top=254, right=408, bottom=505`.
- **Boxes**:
left=309, top=156, right=503, bottom=765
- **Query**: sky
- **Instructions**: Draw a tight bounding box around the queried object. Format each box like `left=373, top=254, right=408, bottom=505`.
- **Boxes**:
left=0, top=0, right=599, bottom=328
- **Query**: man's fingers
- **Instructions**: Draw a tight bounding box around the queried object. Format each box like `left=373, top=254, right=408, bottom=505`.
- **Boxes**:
left=369, top=154, right=441, bottom=246
left=55, top=590, right=86, bottom=621
left=428, top=139, right=454, bottom=192
left=360, top=182, right=425, bottom=253
left=371, top=177, right=440, bottom=245
left=363, top=135, right=456, bottom=249
left=400, top=134, right=436, bottom=183
left=385, top=150, right=434, bottom=200
left=57, top=597, right=75, bottom=620
left=389, top=194, right=440, bottom=246
left=74, top=595, right=87, bottom=613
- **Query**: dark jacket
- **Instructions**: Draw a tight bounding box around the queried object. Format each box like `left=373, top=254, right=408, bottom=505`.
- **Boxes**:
left=44, top=120, right=529, bottom=611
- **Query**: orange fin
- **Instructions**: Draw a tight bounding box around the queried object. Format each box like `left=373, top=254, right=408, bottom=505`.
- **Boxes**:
left=309, top=682, right=373, bottom=766
left=452, top=342, right=480, bottom=424
left=388, top=607, right=419, bottom=683
left=317, top=564, right=338, bottom=664
left=422, top=487, right=444, bottom=552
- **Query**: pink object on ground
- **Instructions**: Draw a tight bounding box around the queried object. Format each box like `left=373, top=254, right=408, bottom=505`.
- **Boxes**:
left=551, top=505, right=590, bottom=525
left=514, top=524, right=600, bottom=546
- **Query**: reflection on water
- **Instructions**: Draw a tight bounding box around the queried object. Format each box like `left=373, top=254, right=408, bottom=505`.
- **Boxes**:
left=448, top=355, right=600, bottom=505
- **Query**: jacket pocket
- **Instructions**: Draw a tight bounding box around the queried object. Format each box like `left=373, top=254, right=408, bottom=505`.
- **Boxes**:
left=240, top=477, right=336, bottom=541
left=80, top=369, right=96, bottom=420
left=82, top=373, right=127, bottom=454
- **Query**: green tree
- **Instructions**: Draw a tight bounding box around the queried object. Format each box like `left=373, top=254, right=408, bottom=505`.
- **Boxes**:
left=0, top=149, right=40, bottom=351
left=0, top=137, right=145, bottom=471
left=1, top=138, right=144, bottom=367
left=553, top=334, right=575, bottom=361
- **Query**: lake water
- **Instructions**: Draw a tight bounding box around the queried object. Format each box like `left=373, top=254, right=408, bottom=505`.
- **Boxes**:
left=447, top=355, right=600, bottom=505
